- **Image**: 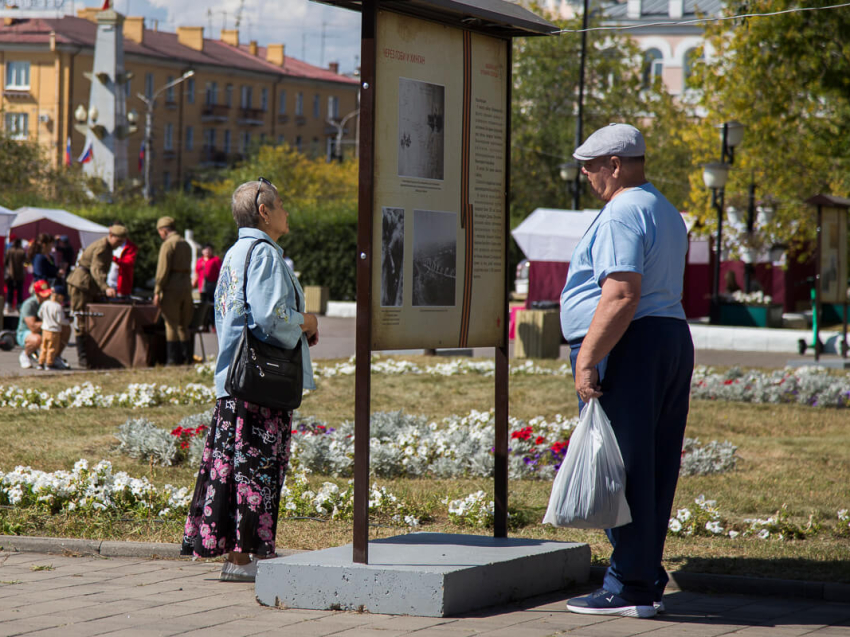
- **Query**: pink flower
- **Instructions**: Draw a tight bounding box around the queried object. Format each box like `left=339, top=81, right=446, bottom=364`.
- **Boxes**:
left=200, top=523, right=211, bottom=538
left=247, top=491, right=262, bottom=509
left=203, top=506, right=212, bottom=518
left=202, top=535, right=217, bottom=550
left=259, top=513, right=273, bottom=528
left=258, top=527, right=273, bottom=541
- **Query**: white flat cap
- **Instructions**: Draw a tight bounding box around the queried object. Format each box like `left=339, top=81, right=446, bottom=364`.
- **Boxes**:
left=573, top=123, right=646, bottom=161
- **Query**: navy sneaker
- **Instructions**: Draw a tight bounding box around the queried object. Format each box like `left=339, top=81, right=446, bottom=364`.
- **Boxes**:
left=566, top=589, right=657, bottom=618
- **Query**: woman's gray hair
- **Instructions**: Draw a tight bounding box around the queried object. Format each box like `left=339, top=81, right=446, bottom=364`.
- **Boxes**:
left=231, top=180, right=279, bottom=228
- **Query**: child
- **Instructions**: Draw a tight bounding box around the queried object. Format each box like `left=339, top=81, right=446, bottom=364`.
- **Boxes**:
left=37, top=284, right=70, bottom=371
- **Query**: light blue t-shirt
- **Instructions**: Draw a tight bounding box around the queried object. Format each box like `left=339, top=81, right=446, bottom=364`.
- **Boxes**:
left=560, top=182, right=687, bottom=342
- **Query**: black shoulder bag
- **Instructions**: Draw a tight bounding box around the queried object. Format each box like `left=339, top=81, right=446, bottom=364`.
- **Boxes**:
left=225, top=238, right=304, bottom=411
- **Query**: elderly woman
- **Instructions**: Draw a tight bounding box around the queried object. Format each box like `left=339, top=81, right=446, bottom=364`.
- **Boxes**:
left=181, top=178, right=319, bottom=582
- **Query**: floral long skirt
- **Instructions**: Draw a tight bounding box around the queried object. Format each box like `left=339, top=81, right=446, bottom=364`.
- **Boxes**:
left=181, top=397, right=292, bottom=558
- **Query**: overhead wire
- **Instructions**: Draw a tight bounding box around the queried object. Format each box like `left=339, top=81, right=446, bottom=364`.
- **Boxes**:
left=554, top=1, right=850, bottom=33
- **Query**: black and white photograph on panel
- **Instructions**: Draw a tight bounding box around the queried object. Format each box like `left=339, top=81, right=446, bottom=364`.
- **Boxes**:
left=412, top=209, right=457, bottom=307
left=398, top=78, right=445, bottom=180
left=381, top=206, right=405, bottom=307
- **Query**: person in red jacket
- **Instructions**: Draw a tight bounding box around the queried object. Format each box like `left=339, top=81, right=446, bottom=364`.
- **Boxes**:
left=195, top=244, right=221, bottom=330
left=109, top=226, right=137, bottom=297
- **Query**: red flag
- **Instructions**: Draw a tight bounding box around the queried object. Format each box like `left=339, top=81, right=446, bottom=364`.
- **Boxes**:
left=101, top=0, right=111, bottom=9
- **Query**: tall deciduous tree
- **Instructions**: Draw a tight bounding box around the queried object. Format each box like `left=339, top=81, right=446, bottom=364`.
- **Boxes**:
left=510, top=9, right=694, bottom=225
left=686, top=0, right=850, bottom=253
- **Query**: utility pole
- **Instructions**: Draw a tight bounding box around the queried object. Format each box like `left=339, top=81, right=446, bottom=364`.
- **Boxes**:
left=573, top=0, right=589, bottom=211
left=321, top=21, right=327, bottom=68
left=137, top=70, right=194, bottom=203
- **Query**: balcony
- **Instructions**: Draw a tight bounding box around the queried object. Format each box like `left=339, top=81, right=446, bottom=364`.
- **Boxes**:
left=277, top=114, right=289, bottom=125
left=2, top=89, right=32, bottom=100
left=295, top=115, right=307, bottom=127
left=165, top=100, right=178, bottom=110
left=201, top=104, right=230, bottom=123
left=237, top=108, right=265, bottom=126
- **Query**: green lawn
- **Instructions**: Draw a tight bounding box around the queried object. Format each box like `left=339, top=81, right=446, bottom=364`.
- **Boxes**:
left=1, top=358, right=848, bottom=583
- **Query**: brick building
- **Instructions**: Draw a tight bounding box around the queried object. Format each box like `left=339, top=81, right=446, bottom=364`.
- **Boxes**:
left=0, top=9, right=359, bottom=190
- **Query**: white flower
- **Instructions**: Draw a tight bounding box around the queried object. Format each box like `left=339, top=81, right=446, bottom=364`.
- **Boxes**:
left=728, top=530, right=739, bottom=539
left=757, top=529, right=770, bottom=540
left=705, top=521, right=724, bottom=534
left=668, top=518, right=683, bottom=533
left=676, top=508, right=692, bottom=522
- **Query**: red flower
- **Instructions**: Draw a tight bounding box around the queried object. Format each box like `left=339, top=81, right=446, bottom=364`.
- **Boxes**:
left=550, top=440, right=569, bottom=455
left=535, top=436, right=546, bottom=445
left=170, top=427, right=183, bottom=437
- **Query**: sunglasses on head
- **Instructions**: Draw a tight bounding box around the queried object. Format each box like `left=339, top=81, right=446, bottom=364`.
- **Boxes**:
left=255, top=176, right=273, bottom=213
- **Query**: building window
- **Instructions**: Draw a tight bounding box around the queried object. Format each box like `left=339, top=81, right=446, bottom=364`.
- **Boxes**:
left=164, top=123, right=174, bottom=151
left=163, top=171, right=171, bottom=191
left=278, top=90, right=286, bottom=114
left=4, top=112, right=28, bottom=140
left=205, top=81, right=218, bottom=106
left=277, top=134, right=285, bottom=145
left=311, top=136, right=319, bottom=155
left=295, top=92, right=303, bottom=116
left=241, top=86, right=253, bottom=109
left=313, top=94, right=320, bottom=118
left=166, top=75, right=175, bottom=103
left=642, top=48, right=663, bottom=88
left=145, top=72, right=154, bottom=99
left=328, top=96, right=339, bottom=119
left=204, top=128, right=216, bottom=150
left=224, top=129, right=231, bottom=154
left=261, top=87, right=269, bottom=111
left=225, top=84, right=233, bottom=108
left=185, top=125, right=194, bottom=151
left=124, top=78, right=131, bottom=98
left=295, top=135, right=302, bottom=151
left=186, top=77, right=195, bottom=104
left=5, top=61, right=30, bottom=89
left=241, top=131, right=251, bottom=153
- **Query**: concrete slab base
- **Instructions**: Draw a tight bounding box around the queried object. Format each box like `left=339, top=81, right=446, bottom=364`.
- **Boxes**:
left=255, top=532, right=589, bottom=617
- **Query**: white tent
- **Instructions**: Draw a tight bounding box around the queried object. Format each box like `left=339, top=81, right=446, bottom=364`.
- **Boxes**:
left=511, top=208, right=600, bottom=262
left=11, top=207, right=109, bottom=249
left=0, top=204, right=18, bottom=239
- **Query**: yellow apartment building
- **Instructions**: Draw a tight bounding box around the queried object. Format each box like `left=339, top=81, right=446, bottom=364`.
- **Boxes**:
left=0, top=8, right=360, bottom=191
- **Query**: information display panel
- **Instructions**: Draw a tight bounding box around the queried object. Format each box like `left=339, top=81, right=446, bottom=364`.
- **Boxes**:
left=819, top=207, right=848, bottom=304
left=371, top=10, right=508, bottom=350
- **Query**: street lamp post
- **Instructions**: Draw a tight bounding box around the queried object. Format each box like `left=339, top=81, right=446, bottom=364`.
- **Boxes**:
left=137, top=70, right=195, bottom=203
left=558, top=161, right=582, bottom=209
left=573, top=0, right=589, bottom=211
left=703, top=121, right=744, bottom=324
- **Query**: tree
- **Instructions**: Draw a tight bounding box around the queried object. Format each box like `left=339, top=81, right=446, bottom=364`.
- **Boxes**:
left=685, top=0, right=850, bottom=254
left=511, top=8, right=681, bottom=223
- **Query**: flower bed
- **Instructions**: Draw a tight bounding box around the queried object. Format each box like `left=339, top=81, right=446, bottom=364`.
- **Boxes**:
left=117, top=411, right=739, bottom=481
left=667, top=496, right=847, bottom=541
left=0, top=382, right=216, bottom=410
left=691, top=365, right=850, bottom=407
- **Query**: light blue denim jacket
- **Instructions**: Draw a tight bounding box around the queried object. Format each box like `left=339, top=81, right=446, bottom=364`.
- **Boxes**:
left=213, top=227, right=315, bottom=398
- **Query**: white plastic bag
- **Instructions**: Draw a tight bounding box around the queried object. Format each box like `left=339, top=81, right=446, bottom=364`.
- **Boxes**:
left=543, top=398, right=632, bottom=529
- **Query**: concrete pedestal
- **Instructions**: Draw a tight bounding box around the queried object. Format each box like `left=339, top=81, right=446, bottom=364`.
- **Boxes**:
left=255, top=532, right=589, bottom=617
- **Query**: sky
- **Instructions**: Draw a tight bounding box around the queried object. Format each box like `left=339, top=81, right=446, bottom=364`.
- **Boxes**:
left=76, top=0, right=362, bottom=74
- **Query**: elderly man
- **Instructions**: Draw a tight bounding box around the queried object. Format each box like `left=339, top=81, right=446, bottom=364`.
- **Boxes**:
left=66, top=225, right=125, bottom=368
left=155, top=216, right=193, bottom=365
left=560, top=124, right=694, bottom=618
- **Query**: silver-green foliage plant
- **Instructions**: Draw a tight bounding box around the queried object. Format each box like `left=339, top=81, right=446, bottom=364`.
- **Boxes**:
left=115, top=418, right=178, bottom=466
left=680, top=438, right=738, bottom=476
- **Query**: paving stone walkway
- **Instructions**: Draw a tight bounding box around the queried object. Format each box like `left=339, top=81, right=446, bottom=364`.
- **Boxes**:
left=1, top=551, right=849, bottom=636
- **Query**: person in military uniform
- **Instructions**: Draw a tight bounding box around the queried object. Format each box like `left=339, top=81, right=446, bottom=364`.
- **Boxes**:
left=155, top=216, right=194, bottom=365
left=66, top=224, right=125, bottom=368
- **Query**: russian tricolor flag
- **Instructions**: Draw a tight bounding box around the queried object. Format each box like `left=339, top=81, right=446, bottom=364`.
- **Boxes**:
left=139, top=140, right=145, bottom=172
left=64, top=137, right=72, bottom=166
left=78, top=138, right=93, bottom=164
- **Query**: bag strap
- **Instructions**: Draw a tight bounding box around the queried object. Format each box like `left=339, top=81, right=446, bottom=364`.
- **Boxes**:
left=240, top=238, right=301, bottom=326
